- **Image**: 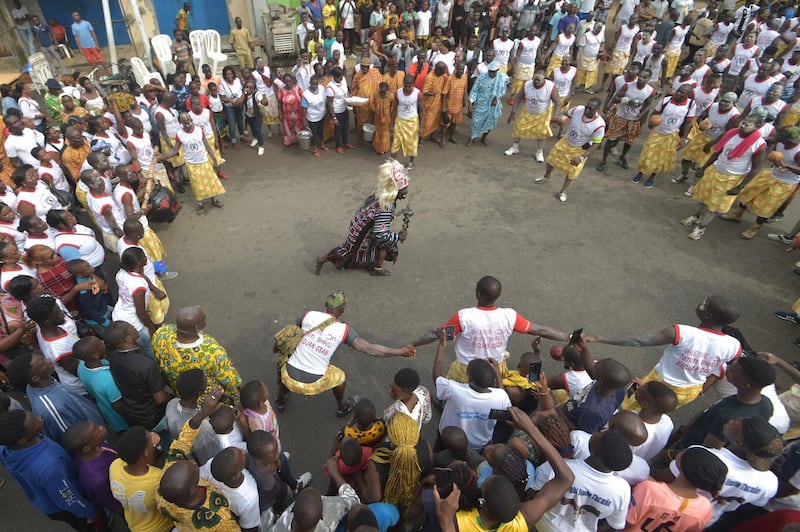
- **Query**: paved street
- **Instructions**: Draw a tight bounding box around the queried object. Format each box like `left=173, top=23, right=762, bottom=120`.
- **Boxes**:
left=2, top=91, right=798, bottom=529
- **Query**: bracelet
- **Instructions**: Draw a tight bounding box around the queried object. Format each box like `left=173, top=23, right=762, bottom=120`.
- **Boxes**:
left=537, top=388, right=550, bottom=396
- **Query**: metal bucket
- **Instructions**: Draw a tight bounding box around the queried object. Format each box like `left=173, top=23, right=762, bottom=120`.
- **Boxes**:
left=298, top=130, right=312, bottom=150
left=362, top=123, right=375, bottom=143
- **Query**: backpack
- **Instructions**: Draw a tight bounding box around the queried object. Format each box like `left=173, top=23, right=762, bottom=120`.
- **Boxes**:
left=273, top=316, right=337, bottom=369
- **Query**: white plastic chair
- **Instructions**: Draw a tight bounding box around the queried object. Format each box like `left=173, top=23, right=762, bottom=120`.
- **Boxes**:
left=28, top=53, right=52, bottom=93
left=130, top=57, right=164, bottom=87
left=189, top=30, right=207, bottom=72
left=151, top=35, right=176, bottom=77
left=203, top=30, right=228, bottom=76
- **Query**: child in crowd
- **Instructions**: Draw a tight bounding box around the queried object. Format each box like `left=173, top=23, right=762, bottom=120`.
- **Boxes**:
left=340, top=398, right=386, bottom=447
left=196, top=405, right=247, bottom=465
left=62, top=420, right=124, bottom=517
left=433, top=426, right=484, bottom=469
left=546, top=342, right=593, bottom=404
left=560, top=356, right=631, bottom=434
left=501, top=339, right=540, bottom=408
left=240, top=379, right=282, bottom=448
left=74, top=336, right=128, bottom=433
left=165, top=368, right=204, bottom=439
left=327, top=437, right=373, bottom=491
left=631, top=380, right=678, bottom=462
left=66, top=259, right=111, bottom=336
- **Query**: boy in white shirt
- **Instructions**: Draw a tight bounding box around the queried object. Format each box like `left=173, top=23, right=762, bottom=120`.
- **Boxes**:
left=200, top=447, right=261, bottom=531
left=630, top=380, right=677, bottom=461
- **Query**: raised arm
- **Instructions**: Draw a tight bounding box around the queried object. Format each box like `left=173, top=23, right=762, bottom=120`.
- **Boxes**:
left=515, top=407, right=574, bottom=526
left=352, top=336, right=416, bottom=358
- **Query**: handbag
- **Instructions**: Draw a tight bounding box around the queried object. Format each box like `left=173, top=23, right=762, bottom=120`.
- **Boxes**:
left=41, top=179, right=71, bottom=208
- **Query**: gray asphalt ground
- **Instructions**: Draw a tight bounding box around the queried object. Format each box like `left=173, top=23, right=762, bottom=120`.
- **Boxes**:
left=2, top=87, right=799, bottom=529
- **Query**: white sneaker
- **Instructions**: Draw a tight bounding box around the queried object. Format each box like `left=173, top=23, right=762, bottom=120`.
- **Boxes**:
left=680, top=215, right=700, bottom=227
left=535, top=149, right=545, bottom=162
left=558, top=192, right=567, bottom=202
left=768, top=234, right=794, bottom=245
left=267, top=128, right=273, bottom=138
left=295, top=472, right=312, bottom=493
left=250, top=139, right=258, bottom=147
left=257, top=146, right=264, bottom=156
left=534, top=175, right=550, bottom=184
left=795, top=260, right=800, bottom=269
left=688, top=226, right=705, bottom=240
left=504, top=144, right=519, bottom=156
left=684, top=185, right=695, bottom=197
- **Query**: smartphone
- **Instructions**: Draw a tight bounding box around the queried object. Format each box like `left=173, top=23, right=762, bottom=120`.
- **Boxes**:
left=626, top=381, right=639, bottom=398
left=529, top=361, right=542, bottom=383
left=568, top=328, right=584, bottom=345
left=435, top=467, right=454, bottom=498
left=444, top=325, right=455, bottom=341
left=488, top=408, right=512, bottom=421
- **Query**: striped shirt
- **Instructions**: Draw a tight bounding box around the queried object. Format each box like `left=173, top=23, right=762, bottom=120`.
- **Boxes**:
left=26, top=381, right=104, bottom=444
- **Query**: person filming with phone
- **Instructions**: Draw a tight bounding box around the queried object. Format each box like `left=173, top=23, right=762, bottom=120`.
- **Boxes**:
left=412, top=275, right=570, bottom=384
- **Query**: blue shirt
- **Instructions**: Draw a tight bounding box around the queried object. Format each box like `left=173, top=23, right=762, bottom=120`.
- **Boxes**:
left=71, top=20, right=96, bottom=49
left=0, top=437, right=95, bottom=519
left=77, top=360, right=128, bottom=432
left=27, top=381, right=104, bottom=443
left=2, top=96, right=19, bottom=115
left=31, top=23, right=54, bottom=47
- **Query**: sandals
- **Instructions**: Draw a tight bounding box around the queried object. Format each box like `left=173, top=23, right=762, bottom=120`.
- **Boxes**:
left=369, top=267, right=392, bottom=276
left=196, top=204, right=207, bottom=216
left=337, top=394, right=360, bottom=417
left=211, top=198, right=224, bottom=209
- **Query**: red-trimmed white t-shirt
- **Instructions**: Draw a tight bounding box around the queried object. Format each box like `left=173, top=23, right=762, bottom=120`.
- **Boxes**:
left=443, top=306, right=533, bottom=365
left=654, top=324, right=742, bottom=387
left=37, top=326, right=85, bottom=396
left=563, top=369, right=593, bottom=398
left=112, top=270, right=150, bottom=331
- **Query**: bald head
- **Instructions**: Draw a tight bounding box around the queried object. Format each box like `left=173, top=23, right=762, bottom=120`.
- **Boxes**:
left=294, top=487, right=323, bottom=529
left=476, top=276, right=502, bottom=305
left=176, top=306, right=204, bottom=332
left=159, top=461, right=198, bottom=505
left=610, top=410, right=648, bottom=447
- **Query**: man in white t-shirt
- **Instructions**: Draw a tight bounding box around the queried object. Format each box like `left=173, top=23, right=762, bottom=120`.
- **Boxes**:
left=11, top=0, right=35, bottom=55
left=532, top=430, right=632, bottom=532
left=276, top=291, right=415, bottom=416
left=432, top=331, right=512, bottom=451
left=590, top=295, right=742, bottom=411
left=412, top=275, right=569, bottom=383
left=4, top=115, right=45, bottom=168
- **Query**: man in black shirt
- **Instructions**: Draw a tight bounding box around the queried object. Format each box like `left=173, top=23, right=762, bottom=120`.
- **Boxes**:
left=106, top=320, right=171, bottom=434
left=359, top=0, right=374, bottom=47
left=674, top=356, right=776, bottom=449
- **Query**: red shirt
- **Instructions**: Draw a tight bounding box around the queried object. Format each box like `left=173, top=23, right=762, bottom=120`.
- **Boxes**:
left=186, top=94, right=210, bottom=111
left=51, top=23, right=67, bottom=42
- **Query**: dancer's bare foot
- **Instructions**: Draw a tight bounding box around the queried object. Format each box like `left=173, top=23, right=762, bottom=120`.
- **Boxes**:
left=313, top=257, right=323, bottom=275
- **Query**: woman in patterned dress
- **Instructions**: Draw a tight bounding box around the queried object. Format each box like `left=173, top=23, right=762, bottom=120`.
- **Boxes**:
left=278, top=74, right=305, bottom=149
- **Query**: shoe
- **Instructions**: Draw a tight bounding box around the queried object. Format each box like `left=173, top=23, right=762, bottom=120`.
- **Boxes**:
left=795, top=260, right=800, bottom=269
left=741, top=224, right=760, bottom=239
left=721, top=212, right=743, bottom=222
left=211, top=198, right=224, bottom=209
left=344, top=143, right=355, bottom=149
left=768, top=234, right=794, bottom=245
left=775, top=311, right=800, bottom=325
left=680, top=215, right=700, bottom=226
left=369, top=267, right=392, bottom=276
left=337, top=394, right=361, bottom=416
left=407, top=162, right=413, bottom=170
left=684, top=185, right=695, bottom=197
left=596, top=162, right=607, bottom=171
left=558, top=192, right=567, bottom=202
left=631, top=173, right=642, bottom=184
left=534, top=175, right=550, bottom=184
left=258, top=147, right=264, bottom=156
left=250, top=138, right=259, bottom=147
left=159, top=271, right=179, bottom=281
left=295, top=472, right=312, bottom=493
left=508, top=96, right=515, bottom=105
left=217, top=171, right=230, bottom=179
left=231, top=143, right=240, bottom=150
left=267, top=129, right=273, bottom=138
left=768, top=213, right=785, bottom=224
left=350, top=53, right=358, bottom=59
left=336, top=147, right=344, bottom=154
left=617, top=155, right=628, bottom=169
left=671, top=175, right=688, bottom=184
left=504, top=144, right=520, bottom=156
left=283, top=451, right=291, bottom=461
left=535, top=149, right=545, bottom=162
left=275, top=401, right=286, bottom=412
left=688, top=226, right=705, bottom=240
left=644, top=177, right=654, bottom=189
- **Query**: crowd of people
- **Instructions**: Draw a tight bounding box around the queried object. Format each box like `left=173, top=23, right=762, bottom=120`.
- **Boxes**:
left=0, top=0, right=799, bottom=531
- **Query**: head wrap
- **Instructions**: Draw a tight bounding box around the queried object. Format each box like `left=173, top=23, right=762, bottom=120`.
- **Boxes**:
left=741, top=417, right=783, bottom=471
left=325, top=290, right=347, bottom=310
left=488, top=61, right=500, bottom=72
left=680, top=447, right=728, bottom=493
left=783, top=126, right=800, bottom=142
